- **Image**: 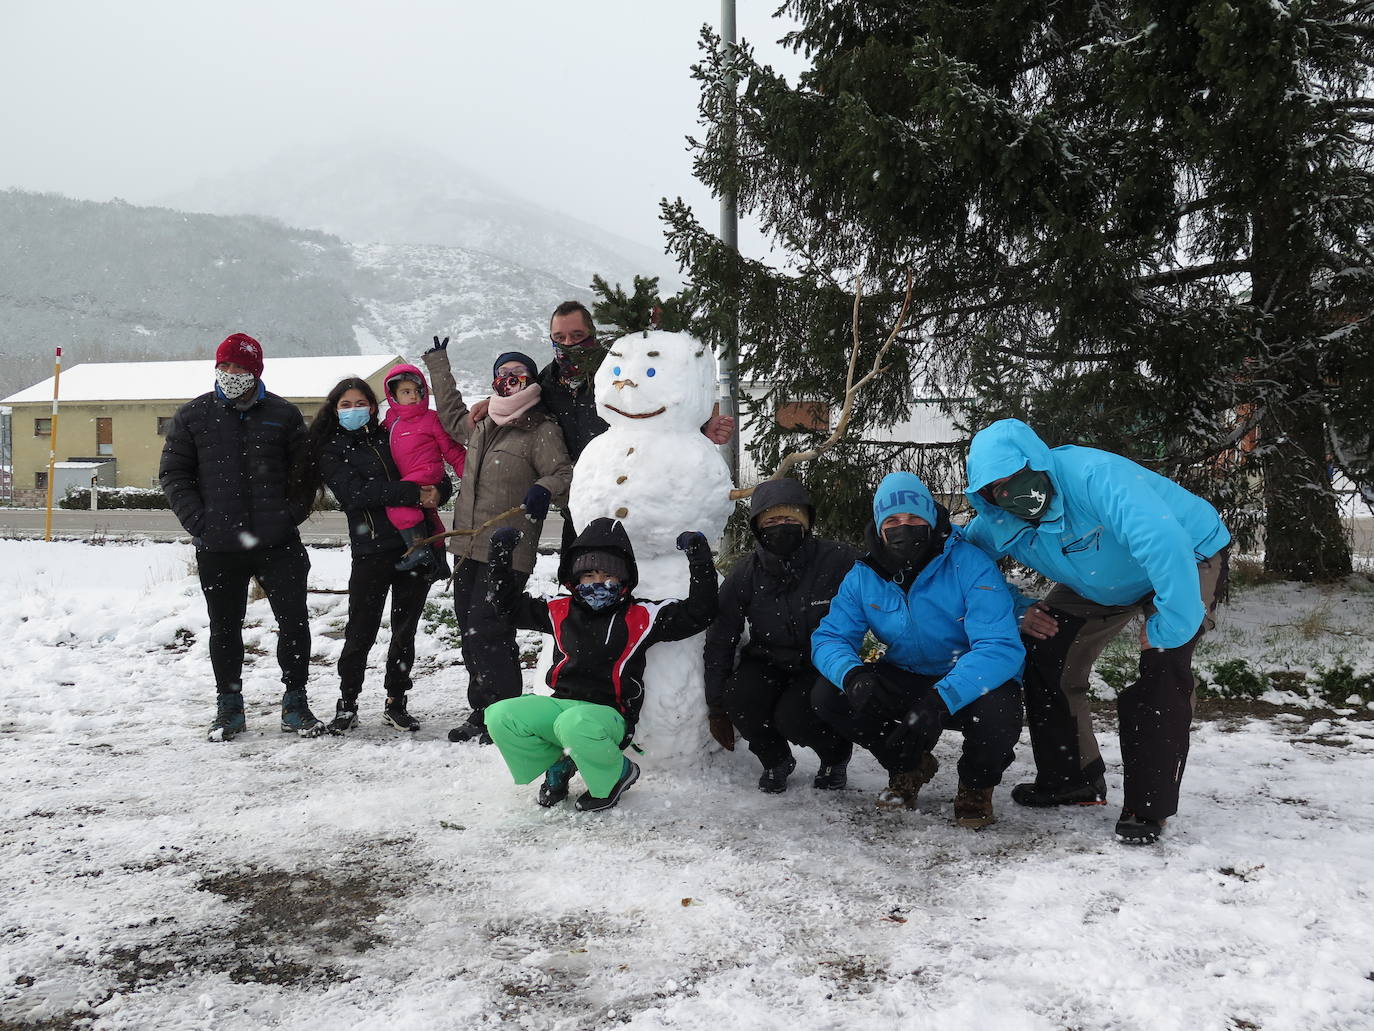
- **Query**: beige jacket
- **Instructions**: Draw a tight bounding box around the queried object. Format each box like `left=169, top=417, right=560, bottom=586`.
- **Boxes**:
left=423, top=348, right=573, bottom=574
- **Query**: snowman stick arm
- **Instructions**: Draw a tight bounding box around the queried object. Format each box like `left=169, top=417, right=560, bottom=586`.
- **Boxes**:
left=402, top=505, right=525, bottom=557
left=741, top=272, right=915, bottom=494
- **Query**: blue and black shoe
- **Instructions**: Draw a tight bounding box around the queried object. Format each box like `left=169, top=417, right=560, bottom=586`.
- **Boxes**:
left=537, top=755, right=578, bottom=807
left=574, top=757, right=640, bottom=813
left=207, top=691, right=246, bottom=742
left=280, top=689, right=326, bottom=738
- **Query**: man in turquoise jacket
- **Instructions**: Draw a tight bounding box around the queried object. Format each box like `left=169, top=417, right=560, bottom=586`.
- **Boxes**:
left=812, top=472, right=1024, bottom=828
left=964, top=419, right=1230, bottom=844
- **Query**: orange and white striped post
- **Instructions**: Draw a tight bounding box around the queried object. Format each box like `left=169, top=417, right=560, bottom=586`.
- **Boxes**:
left=42, top=346, right=63, bottom=542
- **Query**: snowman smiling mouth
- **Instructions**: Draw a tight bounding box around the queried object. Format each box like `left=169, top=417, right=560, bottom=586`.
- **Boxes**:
left=603, top=402, right=667, bottom=419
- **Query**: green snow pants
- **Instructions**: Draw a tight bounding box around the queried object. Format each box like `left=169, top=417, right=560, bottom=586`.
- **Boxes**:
left=485, top=696, right=628, bottom=798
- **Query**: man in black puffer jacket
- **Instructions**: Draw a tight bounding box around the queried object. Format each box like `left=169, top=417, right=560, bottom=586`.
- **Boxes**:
left=703, top=478, right=859, bottom=793
left=159, top=333, right=320, bottom=742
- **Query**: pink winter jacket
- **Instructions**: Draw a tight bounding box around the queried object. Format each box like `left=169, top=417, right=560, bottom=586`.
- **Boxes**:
left=381, top=363, right=467, bottom=484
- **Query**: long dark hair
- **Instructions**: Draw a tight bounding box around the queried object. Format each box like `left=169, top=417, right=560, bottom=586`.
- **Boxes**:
left=290, top=377, right=380, bottom=511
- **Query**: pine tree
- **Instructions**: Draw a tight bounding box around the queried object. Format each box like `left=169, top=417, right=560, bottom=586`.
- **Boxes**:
left=664, top=0, right=1374, bottom=577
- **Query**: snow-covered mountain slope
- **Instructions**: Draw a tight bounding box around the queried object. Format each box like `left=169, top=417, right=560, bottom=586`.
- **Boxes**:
left=165, top=142, right=678, bottom=294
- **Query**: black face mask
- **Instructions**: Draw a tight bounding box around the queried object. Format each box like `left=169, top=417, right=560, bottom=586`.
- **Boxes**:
left=883, top=523, right=934, bottom=568
left=757, top=522, right=806, bottom=557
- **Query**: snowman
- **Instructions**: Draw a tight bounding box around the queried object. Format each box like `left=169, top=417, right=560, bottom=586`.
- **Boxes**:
left=568, top=330, right=736, bottom=761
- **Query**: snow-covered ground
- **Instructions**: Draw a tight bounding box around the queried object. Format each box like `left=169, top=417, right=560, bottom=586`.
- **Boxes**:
left=3, top=539, right=1373, bottom=1030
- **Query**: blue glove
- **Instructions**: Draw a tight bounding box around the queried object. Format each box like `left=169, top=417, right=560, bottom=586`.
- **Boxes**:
left=425, top=335, right=449, bottom=354
left=489, top=527, right=523, bottom=569
left=522, top=484, right=552, bottom=523
left=675, top=530, right=710, bottom=558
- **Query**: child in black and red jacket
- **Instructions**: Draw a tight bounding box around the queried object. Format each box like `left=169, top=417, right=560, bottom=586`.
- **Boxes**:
left=482, top=517, right=717, bottom=811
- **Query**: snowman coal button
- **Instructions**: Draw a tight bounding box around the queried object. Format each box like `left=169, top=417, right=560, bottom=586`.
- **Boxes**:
left=616, top=476, right=628, bottom=484
left=615, top=507, right=629, bottom=518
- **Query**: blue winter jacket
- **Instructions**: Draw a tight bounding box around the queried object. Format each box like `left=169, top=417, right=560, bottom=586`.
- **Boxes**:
left=812, top=476, right=1024, bottom=714
left=963, top=419, right=1231, bottom=650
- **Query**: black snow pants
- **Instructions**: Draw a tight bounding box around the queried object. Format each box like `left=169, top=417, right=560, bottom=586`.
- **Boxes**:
left=721, top=656, right=853, bottom=769
left=812, top=661, right=1023, bottom=790
left=196, top=541, right=311, bottom=696
left=336, top=551, right=433, bottom=704
left=451, top=557, right=529, bottom=727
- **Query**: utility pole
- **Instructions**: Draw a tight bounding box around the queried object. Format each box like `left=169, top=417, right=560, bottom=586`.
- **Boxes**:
left=719, top=0, right=741, bottom=485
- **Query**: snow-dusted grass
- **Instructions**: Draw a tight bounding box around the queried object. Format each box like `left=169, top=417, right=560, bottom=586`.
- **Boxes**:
left=3, top=540, right=1373, bottom=1030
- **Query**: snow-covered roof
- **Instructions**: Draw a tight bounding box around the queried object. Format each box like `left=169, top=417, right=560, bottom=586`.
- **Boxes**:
left=1, top=354, right=401, bottom=404
left=54, top=461, right=111, bottom=470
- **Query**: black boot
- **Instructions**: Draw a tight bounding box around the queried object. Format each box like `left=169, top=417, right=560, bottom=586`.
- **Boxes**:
left=382, top=694, right=420, bottom=732
left=537, top=756, right=577, bottom=807
left=813, top=762, right=849, bottom=790
left=575, top=758, right=640, bottom=812
left=758, top=755, right=797, bottom=794
left=1011, top=774, right=1108, bottom=808
left=395, top=526, right=436, bottom=573
left=280, top=689, right=326, bottom=738
left=447, top=719, right=491, bottom=744
left=329, top=697, right=359, bottom=734
left=207, top=689, right=246, bottom=742
left=1115, top=810, right=1166, bottom=844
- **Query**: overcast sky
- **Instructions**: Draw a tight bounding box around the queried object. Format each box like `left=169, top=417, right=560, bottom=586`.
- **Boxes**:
left=0, top=1, right=805, bottom=257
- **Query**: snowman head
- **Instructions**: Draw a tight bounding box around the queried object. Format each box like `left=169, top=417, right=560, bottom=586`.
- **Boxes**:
left=595, top=330, right=716, bottom=433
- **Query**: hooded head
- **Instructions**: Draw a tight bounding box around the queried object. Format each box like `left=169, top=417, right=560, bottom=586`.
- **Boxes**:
left=383, top=363, right=430, bottom=407
left=558, top=517, right=639, bottom=599
left=965, top=419, right=1059, bottom=524
left=749, top=478, right=814, bottom=558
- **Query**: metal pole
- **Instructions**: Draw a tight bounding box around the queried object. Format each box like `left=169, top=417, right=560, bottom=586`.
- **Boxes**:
left=42, top=346, right=63, bottom=541
left=719, top=0, right=741, bottom=485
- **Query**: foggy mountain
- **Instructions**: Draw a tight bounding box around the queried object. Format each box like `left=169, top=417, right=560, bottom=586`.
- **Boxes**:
left=0, top=189, right=590, bottom=400
left=162, top=142, right=679, bottom=294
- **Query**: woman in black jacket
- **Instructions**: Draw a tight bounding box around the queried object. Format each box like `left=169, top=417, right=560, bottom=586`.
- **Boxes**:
left=703, top=478, right=859, bottom=793
left=305, top=377, right=452, bottom=733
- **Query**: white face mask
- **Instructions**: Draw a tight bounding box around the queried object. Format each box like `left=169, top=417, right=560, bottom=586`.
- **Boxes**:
left=216, top=369, right=256, bottom=399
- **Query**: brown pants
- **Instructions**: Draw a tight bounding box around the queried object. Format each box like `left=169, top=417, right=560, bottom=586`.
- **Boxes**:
left=1021, top=552, right=1227, bottom=820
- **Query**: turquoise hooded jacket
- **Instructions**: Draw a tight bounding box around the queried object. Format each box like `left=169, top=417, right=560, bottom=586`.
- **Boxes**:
left=811, top=472, right=1024, bottom=713
left=963, top=419, right=1230, bottom=649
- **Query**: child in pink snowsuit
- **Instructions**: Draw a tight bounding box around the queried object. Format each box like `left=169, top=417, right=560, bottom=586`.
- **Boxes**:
left=382, top=364, right=467, bottom=574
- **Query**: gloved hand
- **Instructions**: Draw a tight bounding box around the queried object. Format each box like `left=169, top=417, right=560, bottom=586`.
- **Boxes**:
left=708, top=713, right=736, bottom=751
left=522, top=484, right=552, bottom=522
left=426, top=335, right=449, bottom=354
left=489, top=527, right=523, bottom=570
left=842, top=665, right=881, bottom=714
left=884, top=691, right=949, bottom=751
left=675, top=530, right=710, bottom=559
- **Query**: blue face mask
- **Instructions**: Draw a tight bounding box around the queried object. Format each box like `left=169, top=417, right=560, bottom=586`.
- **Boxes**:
left=574, top=580, right=623, bottom=611
left=337, top=406, right=371, bottom=431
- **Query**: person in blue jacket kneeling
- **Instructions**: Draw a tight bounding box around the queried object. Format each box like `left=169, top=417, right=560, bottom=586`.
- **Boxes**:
left=964, top=419, right=1230, bottom=845
left=811, top=472, right=1025, bottom=828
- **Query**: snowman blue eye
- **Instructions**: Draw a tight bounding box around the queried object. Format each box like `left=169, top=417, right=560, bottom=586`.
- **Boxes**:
left=646, top=367, right=656, bottom=377
left=612, top=366, right=621, bottom=377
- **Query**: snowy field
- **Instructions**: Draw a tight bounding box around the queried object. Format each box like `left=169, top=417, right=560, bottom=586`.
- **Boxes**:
left=3, top=539, right=1374, bottom=1031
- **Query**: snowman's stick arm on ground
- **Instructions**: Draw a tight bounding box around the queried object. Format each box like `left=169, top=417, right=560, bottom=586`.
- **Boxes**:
left=401, top=506, right=526, bottom=560
left=729, top=271, right=915, bottom=501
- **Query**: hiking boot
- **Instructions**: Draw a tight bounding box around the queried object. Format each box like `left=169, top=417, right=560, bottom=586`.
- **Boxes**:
left=207, top=691, right=246, bottom=742
left=537, top=756, right=578, bottom=807
left=813, top=762, right=849, bottom=790
left=575, top=758, right=640, bottom=812
left=1115, top=810, right=1166, bottom=845
left=328, top=698, right=360, bottom=734
left=876, top=752, right=939, bottom=811
left=447, top=721, right=491, bottom=744
left=394, top=527, right=436, bottom=573
left=280, top=689, right=326, bottom=738
left=758, top=756, right=797, bottom=794
left=381, top=695, right=420, bottom=732
left=954, top=781, right=996, bottom=829
left=1011, top=774, right=1108, bottom=808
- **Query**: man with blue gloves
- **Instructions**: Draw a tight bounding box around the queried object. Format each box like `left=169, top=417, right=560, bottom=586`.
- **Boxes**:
left=811, top=472, right=1024, bottom=828
left=964, top=419, right=1230, bottom=844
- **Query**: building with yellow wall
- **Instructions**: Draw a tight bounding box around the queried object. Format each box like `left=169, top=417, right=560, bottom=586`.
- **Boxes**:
left=2, top=354, right=400, bottom=505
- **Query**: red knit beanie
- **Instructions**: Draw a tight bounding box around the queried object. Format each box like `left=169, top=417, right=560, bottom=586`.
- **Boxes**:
left=214, top=333, right=265, bottom=379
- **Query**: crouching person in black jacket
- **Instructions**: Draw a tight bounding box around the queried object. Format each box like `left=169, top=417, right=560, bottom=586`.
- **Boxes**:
left=703, top=479, right=858, bottom=793
left=483, top=518, right=718, bottom=812
left=159, top=333, right=321, bottom=741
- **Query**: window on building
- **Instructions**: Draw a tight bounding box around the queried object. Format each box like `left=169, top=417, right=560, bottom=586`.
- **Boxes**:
left=156, top=416, right=175, bottom=436
left=35, top=471, right=48, bottom=491
left=96, top=417, right=113, bottom=456
left=34, top=417, right=52, bottom=437
left=776, top=401, right=830, bottom=432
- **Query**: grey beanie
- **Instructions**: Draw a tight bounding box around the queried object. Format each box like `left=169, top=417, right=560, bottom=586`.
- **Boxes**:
left=569, top=550, right=629, bottom=582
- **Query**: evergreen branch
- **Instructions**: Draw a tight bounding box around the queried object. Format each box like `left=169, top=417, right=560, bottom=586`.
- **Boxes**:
left=1131, top=260, right=1253, bottom=288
